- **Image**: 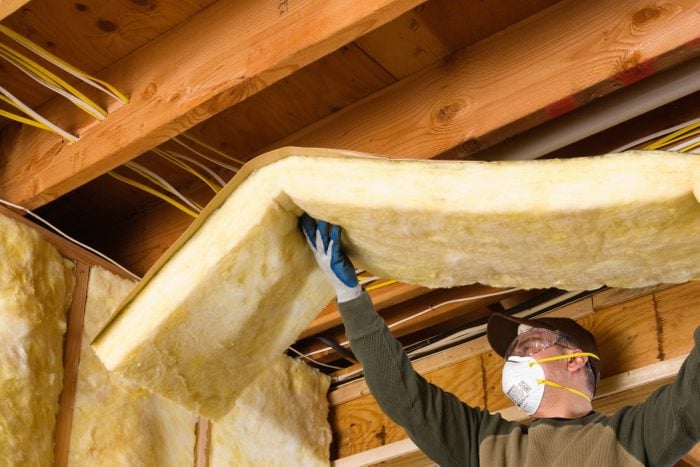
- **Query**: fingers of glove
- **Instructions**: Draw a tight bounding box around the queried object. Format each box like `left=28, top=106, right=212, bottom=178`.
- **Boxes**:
left=317, top=221, right=331, bottom=251
left=329, top=227, right=358, bottom=288
left=299, top=213, right=317, bottom=248
left=330, top=225, right=348, bottom=266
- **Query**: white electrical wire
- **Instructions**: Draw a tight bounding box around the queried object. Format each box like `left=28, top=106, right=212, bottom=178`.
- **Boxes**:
left=287, top=346, right=344, bottom=370
left=0, top=85, right=78, bottom=141
left=303, top=287, right=520, bottom=359
left=124, top=162, right=203, bottom=213
left=387, top=288, right=519, bottom=331
left=611, top=117, right=700, bottom=153
left=667, top=134, right=700, bottom=153
left=163, top=150, right=227, bottom=187
left=359, top=275, right=379, bottom=286
left=0, top=50, right=106, bottom=120
left=0, top=198, right=140, bottom=280
left=172, top=137, right=240, bottom=172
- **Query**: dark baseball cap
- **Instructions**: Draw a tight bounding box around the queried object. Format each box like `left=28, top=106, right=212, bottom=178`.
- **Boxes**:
left=487, top=311, right=601, bottom=382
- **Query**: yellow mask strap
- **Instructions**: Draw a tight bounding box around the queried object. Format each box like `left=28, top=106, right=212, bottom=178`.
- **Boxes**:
left=537, top=379, right=591, bottom=402
left=529, top=352, right=599, bottom=366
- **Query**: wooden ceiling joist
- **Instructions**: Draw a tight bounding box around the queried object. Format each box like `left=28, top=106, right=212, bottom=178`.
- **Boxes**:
left=275, top=0, right=700, bottom=158
left=299, top=282, right=430, bottom=340
left=0, top=0, right=424, bottom=209
left=0, top=0, right=27, bottom=21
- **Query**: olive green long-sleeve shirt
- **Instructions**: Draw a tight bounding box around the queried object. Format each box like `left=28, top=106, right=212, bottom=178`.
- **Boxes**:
left=339, top=292, right=700, bottom=466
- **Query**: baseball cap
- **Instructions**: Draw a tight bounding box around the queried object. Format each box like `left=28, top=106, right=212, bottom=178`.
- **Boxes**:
left=487, top=311, right=601, bottom=382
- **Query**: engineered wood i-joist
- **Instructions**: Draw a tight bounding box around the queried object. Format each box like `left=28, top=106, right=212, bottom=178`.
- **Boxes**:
left=298, top=285, right=510, bottom=363
left=0, top=0, right=424, bottom=209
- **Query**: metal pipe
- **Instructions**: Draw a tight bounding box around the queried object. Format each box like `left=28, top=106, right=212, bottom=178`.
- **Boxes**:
left=477, top=57, right=700, bottom=161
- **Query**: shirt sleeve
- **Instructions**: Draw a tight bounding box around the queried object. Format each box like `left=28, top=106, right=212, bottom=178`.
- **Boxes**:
left=610, top=326, right=700, bottom=465
left=338, top=291, right=515, bottom=467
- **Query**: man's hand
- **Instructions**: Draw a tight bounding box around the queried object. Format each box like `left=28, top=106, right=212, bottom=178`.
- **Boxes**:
left=300, top=213, right=362, bottom=303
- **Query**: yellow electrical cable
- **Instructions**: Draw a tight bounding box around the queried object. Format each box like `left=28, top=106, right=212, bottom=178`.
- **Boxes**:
left=0, top=24, right=129, bottom=103
left=108, top=171, right=199, bottom=218
left=647, top=129, right=700, bottom=151
left=0, top=94, right=54, bottom=130
left=0, top=43, right=107, bottom=119
left=658, top=128, right=700, bottom=149
left=179, top=133, right=246, bottom=165
left=153, top=148, right=221, bottom=194
left=680, top=140, right=700, bottom=153
left=0, top=86, right=79, bottom=141
left=0, top=108, right=51, bottom=130
left=124, top=162, right=203, bottom=211
left=643, top=122, right=700, bottom=150
left=365, top=279, right=398, bottom=291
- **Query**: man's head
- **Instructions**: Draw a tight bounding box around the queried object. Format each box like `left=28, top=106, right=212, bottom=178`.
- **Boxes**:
left=487, top=312, right=600, bottom=418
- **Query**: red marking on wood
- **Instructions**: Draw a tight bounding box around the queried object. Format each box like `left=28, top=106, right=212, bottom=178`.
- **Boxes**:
left=546, top=95, right=577, bottom=119
left=615, top=57, right=657, bottom=86
left=686, top=37, right=700, bottom=49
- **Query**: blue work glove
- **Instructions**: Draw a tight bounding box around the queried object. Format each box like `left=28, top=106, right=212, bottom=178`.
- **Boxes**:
left=300, top=213, right=362, bottom=303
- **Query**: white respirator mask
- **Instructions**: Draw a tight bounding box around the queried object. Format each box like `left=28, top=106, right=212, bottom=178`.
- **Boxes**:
left=502, top=353, right=597, bottom=415
left=501, top=355, right=546, bottom=415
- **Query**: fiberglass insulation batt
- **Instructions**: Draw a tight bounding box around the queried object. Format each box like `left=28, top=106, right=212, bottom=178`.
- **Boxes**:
left=68, top=266, right=196, bottom=465
left=93, top=150, right=700, bottom=419
left=210, top=355, right=332, bottom=466
left=0, top=214, right=74, bottom=466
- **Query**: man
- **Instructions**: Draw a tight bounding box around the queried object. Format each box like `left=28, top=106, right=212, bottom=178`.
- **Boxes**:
left=300, top=214, right=700, bottom=466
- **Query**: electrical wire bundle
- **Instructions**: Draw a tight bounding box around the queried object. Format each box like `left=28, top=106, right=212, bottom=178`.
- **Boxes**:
left=0, top=24, right=128, bottom=141
left=108, top=133, right=244, bottom=218
left=613, top=118, right=700, bottom=153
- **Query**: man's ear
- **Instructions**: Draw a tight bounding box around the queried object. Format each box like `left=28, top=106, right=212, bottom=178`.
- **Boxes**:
left=566, top=349, right=588, bottom=373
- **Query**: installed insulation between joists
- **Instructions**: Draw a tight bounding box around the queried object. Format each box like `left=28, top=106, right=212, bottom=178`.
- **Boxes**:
left=0, top=215, right=74, bottom=466
left=69, top=266, right=196, bottom=465
left=93, top=149, right=700, bottom=420
left=210, top=355, right=332, bottom=466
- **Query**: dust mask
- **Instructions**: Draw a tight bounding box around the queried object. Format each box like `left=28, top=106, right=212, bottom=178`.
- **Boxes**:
left=502, top=355, right=545, bottom=415
left=502, top=353, right=597, bottom=415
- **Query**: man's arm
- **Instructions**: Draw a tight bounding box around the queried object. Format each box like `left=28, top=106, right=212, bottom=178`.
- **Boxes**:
left=610, top=326, right=700, bottom=465
left=339, top=291, right=489, bottom=466
left=300, top=214, right=513, bottom=466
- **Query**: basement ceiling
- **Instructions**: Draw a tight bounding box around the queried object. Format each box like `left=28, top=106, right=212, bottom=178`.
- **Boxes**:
left=1, top=0, right=699, bottom=372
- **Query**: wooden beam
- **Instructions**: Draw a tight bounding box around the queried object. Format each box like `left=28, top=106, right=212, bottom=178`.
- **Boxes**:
left=195, top=417, right=211, bottom=467
left=0, top=0, right=27, bottom=21
left=299, top=282, right=429, bottom=340
left=0, top=0, right=424, bottom=209
left=54, top=261, right=90, bottom=467
left=273, top=0, right=700, bottom=157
